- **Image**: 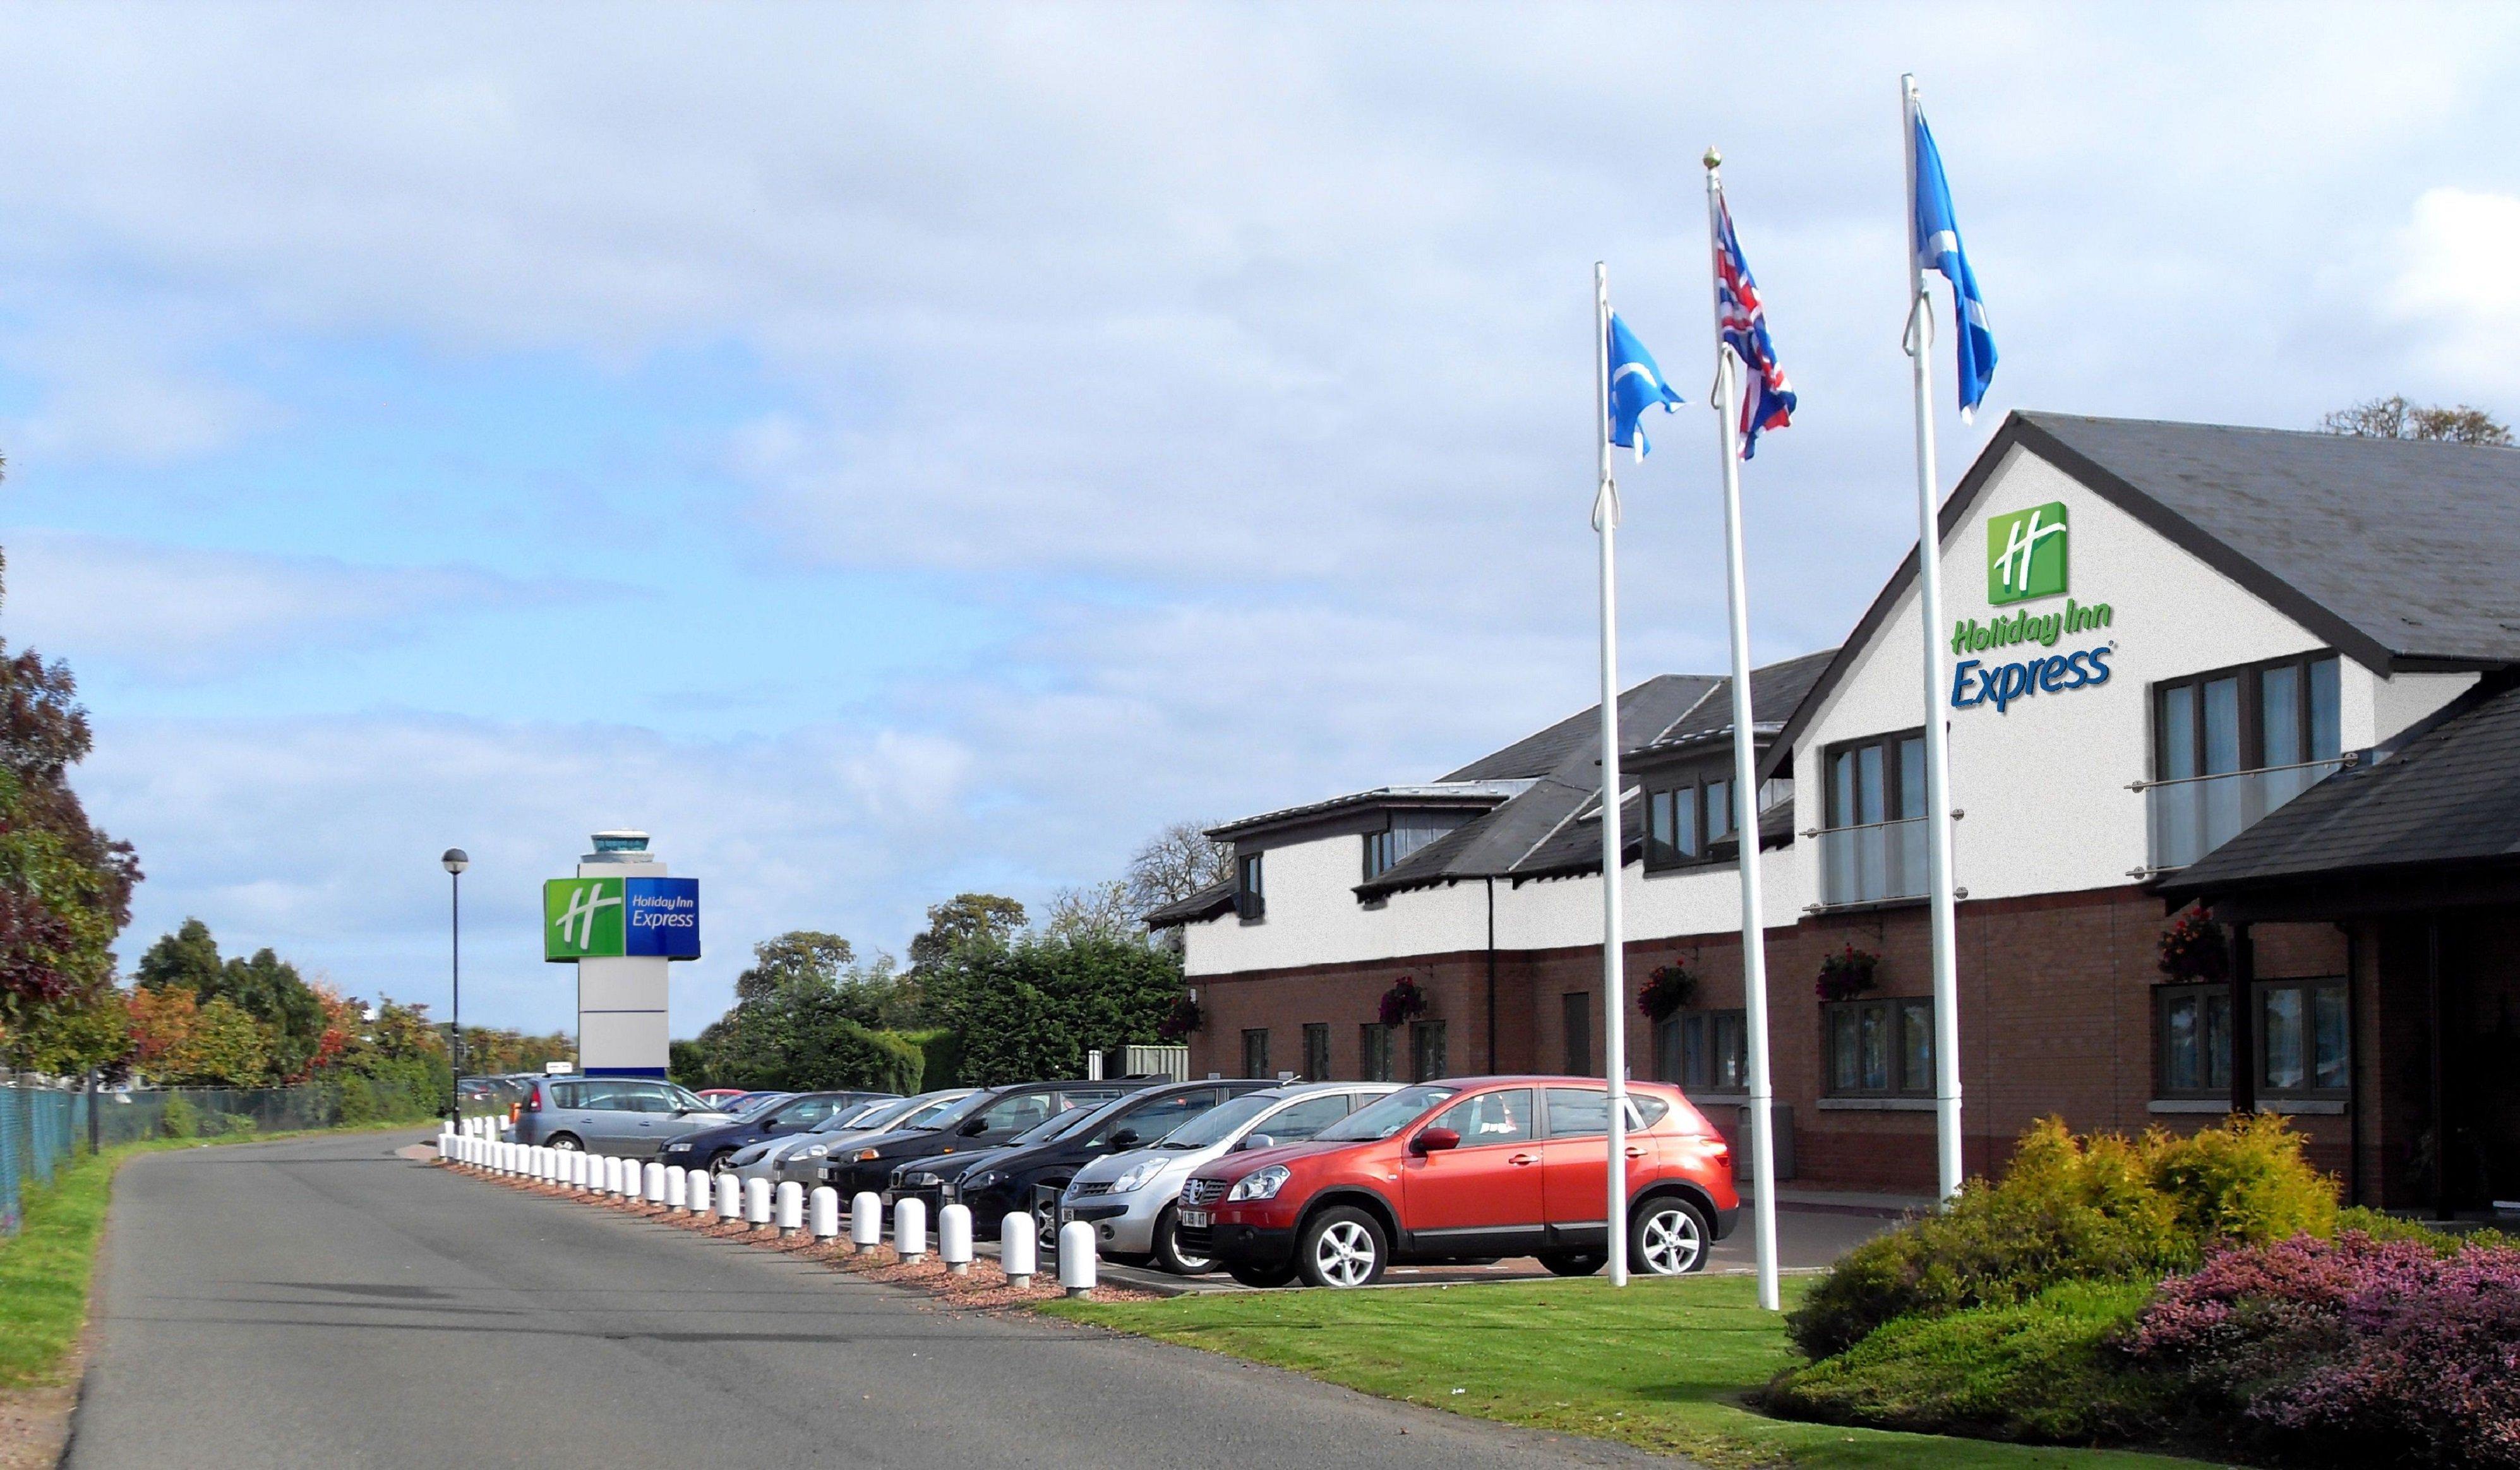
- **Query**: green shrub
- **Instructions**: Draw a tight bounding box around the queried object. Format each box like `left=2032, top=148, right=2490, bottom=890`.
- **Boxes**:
left=903, top=1029, right=961, bottom=1090
left=159, top=1094, right=198, bottom=1139
left=2333, top=1206, right=2515, bottom=1256
left=217, top=1111, right=258, bottom=1138
left=1787, top=1114, right=2339, bottom=1360
left=333, top=1073, right=379, bottom=1126
left=1770, top=1280, right=2169, bottom=1442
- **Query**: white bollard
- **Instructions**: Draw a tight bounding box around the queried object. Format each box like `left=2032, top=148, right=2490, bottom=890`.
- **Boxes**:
left=851, top=1192, right=882, bottom=1250
left=1002, top=1213, right=1037, bottom=1288
left=597, top=1155, right=616, bottom=1195
left=498, top=1142, right=513, bottom=1174
left=438, top=1128, right=453, bottom=1160
left=894, top=1197, right=927, bottom=1258
left=665, top=1165, right=687, bottom=1210
left=939, top=1204, right=973, bottom=1275
left=776, top=1181, right=804, bottom=1233
left=537, top=1147, right=554, bottom=1182
left=745, top=1176, right=772, bottom=1226
left=810, top=1186, right=840, bottom=1239
left=1058, top=1221, right=1098, bottom=1298
left=572, top=1151, right=590, bottom=1190
left=645, top=1162, right=667, bottom=1204
left=716, top=1173, right=741, bottom=1221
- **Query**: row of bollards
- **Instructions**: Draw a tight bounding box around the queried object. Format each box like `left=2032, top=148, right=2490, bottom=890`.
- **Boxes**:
left=436, top=1127, right=1098, bottom=1296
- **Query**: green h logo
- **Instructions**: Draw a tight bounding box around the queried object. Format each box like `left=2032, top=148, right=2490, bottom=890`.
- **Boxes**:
left=544, top=878, right=625, bottom=959
left=1987, top=501, right=2068, bottom=605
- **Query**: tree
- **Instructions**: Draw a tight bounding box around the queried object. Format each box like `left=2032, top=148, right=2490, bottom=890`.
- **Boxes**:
left=136, top=918, right=222, bottom=993
left=134, top=920, right=327, bottom=1082
left=1043, top=880, right=1139, bottom=944
left=2319, top=395, right=2513, bottom=446
left=924, top=934, right=1188, bottom=1086
left=685, top=930, right=927, bottom=1091
left=1124, top=820, right=1233, bottom=916
left=906, top=894, right=1027, bottom=972
left=734, top=930, right=853, bottom=1003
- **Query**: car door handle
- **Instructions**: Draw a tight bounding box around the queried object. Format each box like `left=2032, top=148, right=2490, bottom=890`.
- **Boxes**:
left=1626, top=1148, right=1647, bottom=1159
left=1509, top=1154, right=1539, bottom=1166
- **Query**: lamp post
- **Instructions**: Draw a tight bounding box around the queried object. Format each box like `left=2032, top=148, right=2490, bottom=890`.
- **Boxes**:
left=441, top=848, right=469, bottom=1126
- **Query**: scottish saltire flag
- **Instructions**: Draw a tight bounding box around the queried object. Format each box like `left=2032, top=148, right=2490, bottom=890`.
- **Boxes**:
left=1607, top=313, right=1683, bottom=459
left=1911, top=104, right=1998, bottom=417
left=1712, top=190, right=1796, bottom=459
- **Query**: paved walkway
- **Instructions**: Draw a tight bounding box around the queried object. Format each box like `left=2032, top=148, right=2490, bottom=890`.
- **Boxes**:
left=68, top=1130, right=1686, bottom=1469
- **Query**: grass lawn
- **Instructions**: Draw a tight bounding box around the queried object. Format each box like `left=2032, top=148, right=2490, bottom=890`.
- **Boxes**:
left=1044, top=1275, right=2226, bottom=1470
left=0, top=1118, right=436, bottom=1389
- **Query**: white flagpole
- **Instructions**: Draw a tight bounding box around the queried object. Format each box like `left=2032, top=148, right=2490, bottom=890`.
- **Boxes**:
left=1593, top=261, right=1631, bottom=1288
left=1703, top=152, right=1781, bottom=1313
left=1902, top=74, right=1966, bottom=1204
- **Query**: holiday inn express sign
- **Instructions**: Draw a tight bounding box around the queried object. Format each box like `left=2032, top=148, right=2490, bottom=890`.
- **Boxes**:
left=543, top=876, right=702, bottom=960
left=1947, top=500, right=2117, bottom=715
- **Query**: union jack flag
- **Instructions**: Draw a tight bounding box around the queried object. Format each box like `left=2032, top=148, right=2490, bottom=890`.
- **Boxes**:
left=1712, top=188, right=1796, bottom=459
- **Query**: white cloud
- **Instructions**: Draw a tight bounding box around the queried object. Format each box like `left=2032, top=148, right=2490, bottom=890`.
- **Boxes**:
left=2389, top=188, right=2520, bottom=396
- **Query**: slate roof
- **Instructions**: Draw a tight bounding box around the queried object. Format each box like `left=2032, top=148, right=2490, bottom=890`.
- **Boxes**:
left=1769, top=411, right=2520, bottom=772
left=2159, top=673, right=2520, bottom=899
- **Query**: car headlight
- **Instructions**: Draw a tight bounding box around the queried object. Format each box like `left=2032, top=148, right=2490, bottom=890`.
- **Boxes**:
left=899, top=1171, right=944, bottom=1188
left=962, top=1170, right=1006, bottom=1193
left=804, top=1144, right=830, bottom=1158
left=1225, top=1165, right=1290, bottom=1202
left=1109, top=1159, right=1167, bottom=1195
left=849, top=1148, right=881, bottom=1162
left=664, top=1142, right=692, bottom=1154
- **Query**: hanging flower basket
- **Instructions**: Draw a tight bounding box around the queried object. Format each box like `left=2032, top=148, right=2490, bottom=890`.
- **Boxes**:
left=1815, top=945, right=1880, bottom=1002
left=1638, top=963, right=1698, bottom=1022
left=1377, top=976, right=1428, bottom=1029
left=2157, top=907, right=2230, bottom=983
left=1155, top=994, right=1202, bottom=1041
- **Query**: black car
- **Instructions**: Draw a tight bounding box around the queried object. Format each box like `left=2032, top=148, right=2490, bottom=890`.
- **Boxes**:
left=659, top=1091, right=896, bottom=1173
left=817, top=1080, right=1133, bottom=1200
left=887, top=1099, right=1124, bottom=1219
left=943, top=1080, right=1276, bottom=1238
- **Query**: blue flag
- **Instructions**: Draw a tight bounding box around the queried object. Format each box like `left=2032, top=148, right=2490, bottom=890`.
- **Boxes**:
left=1911, top=104, right=1997, bottom=417
left=1607, top=313, right=1684, bottom=458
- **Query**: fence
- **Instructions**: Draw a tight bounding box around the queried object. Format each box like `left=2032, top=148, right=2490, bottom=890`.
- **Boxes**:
left=1, top=1077, right=441, bottom=1238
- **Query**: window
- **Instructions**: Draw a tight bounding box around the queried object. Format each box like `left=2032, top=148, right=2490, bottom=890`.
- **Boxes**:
left=1643, top=775, right=1744, bottom=869
left=1360, top=1024, right=1394, bottom=1082
left=1563, top=991, right=1592, bottom=1075
left=1362, top=811, right=1472, bottom=881
left=1097, top=1089, right=1216, bottom=1146
left=2260, top=979, right=2349, bottom=1097
left=1429, top=1087, right=1532, bottom=1145
left=2155, top=985, right=2232, bottom=1096
left=1660, top=1010, right=1747, bottom=1092
left=2156, top=654, right=2342, bottom=780
left=1302, top=1023, right=1331, bottom=1082
left=1262, top=1093, right=1355, bottom=1142
left=1543, top=1087, right=1669, bottom=1138
left=1410, top=1020, right=1448, bottom=1082
left=1825, top=998, right=1934, bottom=1098
left=1827, top=731, right=1928, bottom=829
left=1364, top=828, right=1398, bottom=880
left=1235, top=851, right=1265, bottom=920
left=1818, top=732, right=1931, bottom=905
left=1241, top=1028, right=1270, bottom=1079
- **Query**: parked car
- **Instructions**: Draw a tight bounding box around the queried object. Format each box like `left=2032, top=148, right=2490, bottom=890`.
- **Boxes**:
left=755, top=1091, right=978, bottom=1190
left=911, top=1079, right=1280, bottom=1243
left=884, top=1091, right=1146, bottom=1221
left=1060, top=1082, right=1399, bottom=1273
left=817, top=1080, right=1134, bottom=1200
left=1177, top=1077, right=1737, bottom=1289
left=505, top=1076, right=734, bottom=1157
left=693, top=1087, right=749, bottom=1108
left=659, top=1090, right=897, bottom=1174
left=722, top=1096, right=903, bottom=1183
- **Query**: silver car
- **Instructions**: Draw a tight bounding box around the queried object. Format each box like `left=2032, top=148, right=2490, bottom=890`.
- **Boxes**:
left=748, top=1089, right=980, bottom=1190
left=724, top=1094, right=911, bottom=1186
left=1059, top=1082, right=1398, bottom=1274
left=505, top=1077, right=734, bottom=1158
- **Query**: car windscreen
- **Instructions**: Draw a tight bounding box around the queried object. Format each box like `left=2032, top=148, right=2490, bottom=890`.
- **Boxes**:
left=1154, top=1091, right=1278, bottom=1149
left=820, top=1098, right=907, bottom=1133
left=1312, top=1084, right=1460, bottom=1142
left=921, top=1090, right=1000, bottom=1132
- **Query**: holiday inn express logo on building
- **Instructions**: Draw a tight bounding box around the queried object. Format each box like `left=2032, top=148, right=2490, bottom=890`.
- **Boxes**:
left=1988, top=501, right=2068, bottom=604
left=543, top=875, right=702, bottom=960
left=546, top=878, right=624, bottom=958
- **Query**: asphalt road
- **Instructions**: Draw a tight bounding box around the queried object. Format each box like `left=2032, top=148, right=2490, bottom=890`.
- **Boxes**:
left=68, top=1130, right=1680, bottom=1469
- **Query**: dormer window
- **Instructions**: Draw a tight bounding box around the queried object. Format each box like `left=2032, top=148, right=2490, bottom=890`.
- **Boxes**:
left=1235, top=851, right=1266, bottom=921
left=1644, top=775, right=1737, bottom=870
left=1364, top=828, right=1398, bottom=880
left=1359, top=810, right=1479, bottom=883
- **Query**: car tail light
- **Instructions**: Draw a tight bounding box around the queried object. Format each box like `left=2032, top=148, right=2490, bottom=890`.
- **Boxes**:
left=527, top=1084, right=544, bottom=1112
left=509, top=1101, right=522, bottom=1125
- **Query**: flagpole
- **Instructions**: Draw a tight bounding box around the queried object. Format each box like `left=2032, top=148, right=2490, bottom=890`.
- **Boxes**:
left=1703, top=152, right=1782, bottom=1313
left=1902, top=73, right=1966, bottom=1204
left=1593, top=261, right=1632, bottom=1289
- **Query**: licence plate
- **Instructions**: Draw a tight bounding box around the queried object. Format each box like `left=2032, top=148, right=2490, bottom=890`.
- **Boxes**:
left=1179, top=1208, right=1210, bottom=1229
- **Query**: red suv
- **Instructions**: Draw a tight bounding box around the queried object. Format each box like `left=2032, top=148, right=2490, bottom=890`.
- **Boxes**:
left=1175, top=1077, right=1736, bottom=1288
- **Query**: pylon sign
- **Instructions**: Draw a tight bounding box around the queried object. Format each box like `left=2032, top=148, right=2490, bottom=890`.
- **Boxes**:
left=543, top=876, right=700, bottom=960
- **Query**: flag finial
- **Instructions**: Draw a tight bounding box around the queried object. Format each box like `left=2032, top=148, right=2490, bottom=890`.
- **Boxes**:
left=1703, top=146, right=1722, bottom=170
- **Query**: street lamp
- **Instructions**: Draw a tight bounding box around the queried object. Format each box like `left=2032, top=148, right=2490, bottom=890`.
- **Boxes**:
left=441, top=848, right=469, bottom=1126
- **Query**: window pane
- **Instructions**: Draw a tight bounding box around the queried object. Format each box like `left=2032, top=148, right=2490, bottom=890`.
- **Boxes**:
left=2161, top=684, right=2197, bottom=780
left=2205, top=992, right=2232, bottom=1091
left=2204, top=677, right=2241, bottom=775
left=1647, top=791, right=1674, bottom=863
left=1303, top=1023, right=1330, bottom=1082
left=1545, top=1086, right=1613, bottom=1138
left=1832, top=750, right=1856, bottom=828
left=2164, top=993, right=2200, bottom=1092
left=1563, top=992, right=1592, bottom=1075
left=1411, top=1020, right=1448, bottom=1082
left=2313, top=983, right=2350, bottom=1092
left=1654, top=1015, right=1683, bottom=1084
left=2260, top=665, right=2302, bottom=767
left=1857, top=745, right=1887, bottom=825
left=1359, top=1025, right=1391, bottom=1083
left=1705, top=779, right=1733, bottom=843
left=1899, top=736, right=1926, bottom=820
left=1676, top=790, right=1699, bottom=857
left=1242, top=1028, right=1269, bottom=1079
left=2310, top=657, right=2341, bottom=761
left=1861, top=1004, right=1889, bottom=1091
left=1901, top=1000, right=1933, bottom=1094
left=1715, top=1012, right=1746, bottom=1091
left=1431, top=1087, right=1531, bottom=1144
left=1682, top=1015, right=1708, bottom=1089
left=2261, top=986, right=2304, bottom=1092
left=1830, top=1009, right=1859, bottom=1092
left=1267, top=1094, right=1353, bottom=1141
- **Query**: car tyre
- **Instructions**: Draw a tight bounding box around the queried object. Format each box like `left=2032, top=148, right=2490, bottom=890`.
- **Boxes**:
left=1151, top=1206, right=1215, bottom=1275
left=1539, top=1251, right=1607, bottom=1277
left=1630, top=1195, right=1711, bottom=1276
left=1297, top=1205, right=1388, bottom=1289
left=707, top=1149, right=738, bottom=1173
left=548, top=1133, right=582, bottom=1152
left=1225, top=1260, right=1298, bottom=1288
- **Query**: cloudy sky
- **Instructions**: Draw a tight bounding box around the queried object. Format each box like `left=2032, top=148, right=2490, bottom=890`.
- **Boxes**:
left=3, top=3, right=2514, bottom=1034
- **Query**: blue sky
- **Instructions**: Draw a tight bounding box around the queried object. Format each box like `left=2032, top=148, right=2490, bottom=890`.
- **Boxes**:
left=3, top=3, right=2517, bottom=1035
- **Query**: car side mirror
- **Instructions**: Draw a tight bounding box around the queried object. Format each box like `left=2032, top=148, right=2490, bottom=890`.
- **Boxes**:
left=1239, top=1133, right=1276, bottom=1152
left=960, top=1118, right=989, bottom=1137
left=1108, top=1128, right=1139, bottom=1149
left=673, top=1108, right=691, bottom=1118
left=1410, top=1127, right=1461, bottom=1156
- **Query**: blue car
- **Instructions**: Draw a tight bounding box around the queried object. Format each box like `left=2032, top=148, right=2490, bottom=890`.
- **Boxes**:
left=659, top=1091, right=900, bottom=1174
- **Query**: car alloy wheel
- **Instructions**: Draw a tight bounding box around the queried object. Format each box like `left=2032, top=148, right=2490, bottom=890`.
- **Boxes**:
left=1631, top=1196, right=1709, bottom=1276
left=1153, top=1206, right=1214, bottom=1275
left=1298, top=1205, right=1386, bottom=1289
left=548, top=1134, right=582, bottom=1152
